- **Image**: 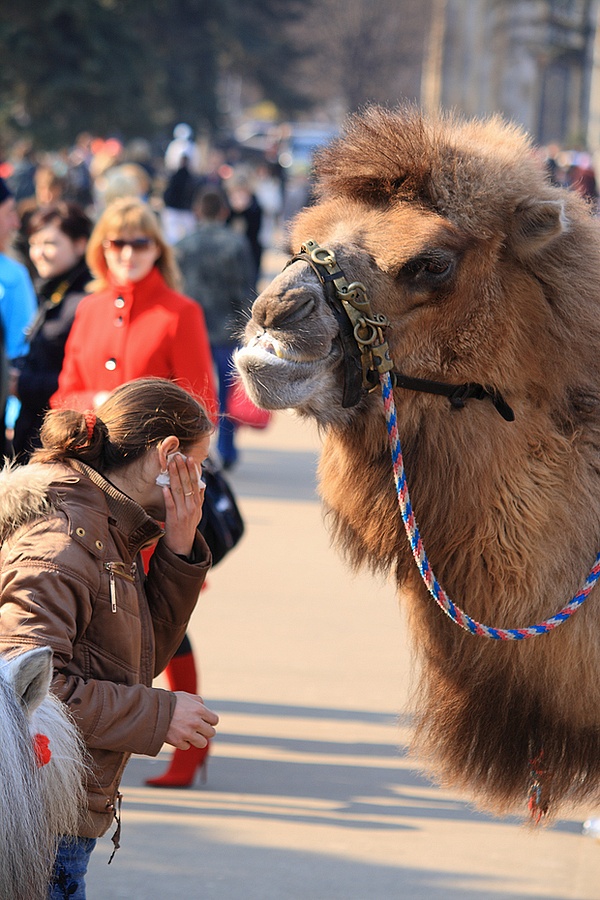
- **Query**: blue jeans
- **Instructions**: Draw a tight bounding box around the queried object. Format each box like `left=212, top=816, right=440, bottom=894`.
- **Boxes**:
left=48, top=836, right=97, bottom=899
left=212, top=343, right=238, bottom=467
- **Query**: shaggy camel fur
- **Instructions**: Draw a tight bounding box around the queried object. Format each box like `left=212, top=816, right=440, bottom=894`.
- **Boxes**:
left=236, top=105, right=600, bottom=819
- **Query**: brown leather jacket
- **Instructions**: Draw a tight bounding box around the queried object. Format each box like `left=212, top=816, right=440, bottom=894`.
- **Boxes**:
left=0, top=460, right=211, bottom=839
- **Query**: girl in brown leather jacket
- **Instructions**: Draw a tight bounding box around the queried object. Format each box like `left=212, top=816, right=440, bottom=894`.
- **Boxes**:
left=0, top=377, right=219, bottom=898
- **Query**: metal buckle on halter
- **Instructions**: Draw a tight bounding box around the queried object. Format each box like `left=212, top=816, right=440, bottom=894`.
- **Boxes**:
left=302, top=240, right=394, bottom=386
left=288, top=243, right=364, bottom=407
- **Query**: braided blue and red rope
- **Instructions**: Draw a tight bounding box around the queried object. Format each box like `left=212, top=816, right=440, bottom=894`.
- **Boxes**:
left=381, top=371, right=600, bottom=640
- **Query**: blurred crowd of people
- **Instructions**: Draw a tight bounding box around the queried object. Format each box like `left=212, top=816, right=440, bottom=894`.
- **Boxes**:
left=0, top=121, right=314, bottom=458
left=539, top=143, right=599, bottom=208
left=2, top=124, right=599, bottom=466
left=0, top=125, right=303, bottom=274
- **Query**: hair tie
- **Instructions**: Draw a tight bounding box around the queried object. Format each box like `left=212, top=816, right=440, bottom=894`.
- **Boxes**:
left=84, top=410, right=97, bottom=444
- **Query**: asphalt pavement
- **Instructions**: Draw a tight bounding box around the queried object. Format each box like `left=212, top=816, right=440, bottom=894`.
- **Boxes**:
left=85, top=408, right=600, bottom=900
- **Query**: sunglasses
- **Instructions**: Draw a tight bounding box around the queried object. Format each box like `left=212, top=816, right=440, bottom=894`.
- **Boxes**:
left=103, top=237, right=153, bottom=251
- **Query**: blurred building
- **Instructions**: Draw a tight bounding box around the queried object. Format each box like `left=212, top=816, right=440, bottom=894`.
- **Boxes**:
left=423, top=0, right=599, bottom=147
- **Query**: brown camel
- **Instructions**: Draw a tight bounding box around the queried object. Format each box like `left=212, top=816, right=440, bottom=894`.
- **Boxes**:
left=235, top=105, right=600, bottom=820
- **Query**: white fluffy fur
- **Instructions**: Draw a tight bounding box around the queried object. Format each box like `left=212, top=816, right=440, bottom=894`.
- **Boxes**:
left=0, top=649, right=87, bottom=900
left=0, top=460, right=57, bottom=544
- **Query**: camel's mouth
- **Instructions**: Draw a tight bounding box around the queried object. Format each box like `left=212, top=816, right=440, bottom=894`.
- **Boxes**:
left=246, top=331, right=335, bottom=367
left=250, top=333, right=319, bottom=364
left=236, top=255, right=349, bottom=419
left=235, top=332, right=342, bottom=415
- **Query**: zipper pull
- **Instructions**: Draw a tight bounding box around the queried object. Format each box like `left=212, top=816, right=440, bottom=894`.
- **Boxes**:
left=106, top=564, right=117, bottom=613
left=105, top=561, right=135, bottom=613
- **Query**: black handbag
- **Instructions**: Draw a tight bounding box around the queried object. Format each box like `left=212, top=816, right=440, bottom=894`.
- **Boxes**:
left=198, top=457, right=244, bottom=566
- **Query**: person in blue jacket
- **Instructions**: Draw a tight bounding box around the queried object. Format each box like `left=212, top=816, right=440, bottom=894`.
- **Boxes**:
left=0, top=177, right=37, bottom=454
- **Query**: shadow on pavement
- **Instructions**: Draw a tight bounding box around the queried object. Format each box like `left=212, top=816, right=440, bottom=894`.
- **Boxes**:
left=88, top=700, right=586, bottom=898
left=210, top=698, right=409, bottom=725
left=125, top=754, right=497, bottom=831
left=89, top=802, right=573, bottom=900
left=123, top=696, right=582, bottom=836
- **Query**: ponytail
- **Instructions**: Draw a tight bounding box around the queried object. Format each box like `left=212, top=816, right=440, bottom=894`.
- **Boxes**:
left=32, top=378, right=213, bottom=472
left=33, top=408, right=117, bottom=469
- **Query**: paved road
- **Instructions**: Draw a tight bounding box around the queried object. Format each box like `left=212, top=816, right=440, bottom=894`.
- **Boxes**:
left=86, top=409, right=600, bottom=899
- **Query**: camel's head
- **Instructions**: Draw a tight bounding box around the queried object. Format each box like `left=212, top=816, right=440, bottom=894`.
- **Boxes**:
left=236, top=106, right=597, bottom=429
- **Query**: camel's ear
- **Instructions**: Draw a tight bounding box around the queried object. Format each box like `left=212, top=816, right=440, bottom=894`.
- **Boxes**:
left=7, top=646, right=52, bottom=713
left=508, top=199, right=568, bottom=259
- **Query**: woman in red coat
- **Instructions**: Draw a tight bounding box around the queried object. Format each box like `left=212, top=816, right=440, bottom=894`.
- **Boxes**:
left=53, top=197, right=218, bottom=788
left=52, top=197, right=217, bottom=413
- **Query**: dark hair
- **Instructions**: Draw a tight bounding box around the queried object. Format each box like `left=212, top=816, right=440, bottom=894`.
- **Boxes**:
left=194, top=189, right=230, bottom=220
left=28, top=201, right=93, bottom=243
left=32, top=378, right=213, bottom=472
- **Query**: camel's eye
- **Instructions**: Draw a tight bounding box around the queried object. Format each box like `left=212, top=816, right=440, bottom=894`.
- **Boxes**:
left=399, top=251, right=456, bottom=287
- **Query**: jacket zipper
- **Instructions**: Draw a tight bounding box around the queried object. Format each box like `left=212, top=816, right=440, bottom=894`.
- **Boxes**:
left=104, top=561, right=136, bottom=613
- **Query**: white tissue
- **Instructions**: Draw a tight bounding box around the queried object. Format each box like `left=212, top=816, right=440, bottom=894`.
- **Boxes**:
left=156, top=452, right=205, bottom=489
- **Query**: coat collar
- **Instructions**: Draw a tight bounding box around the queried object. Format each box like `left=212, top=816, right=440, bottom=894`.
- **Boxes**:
left=0, top=460, right=162, bottom=555
left=68, top=460, right=163, bottom=554
left=36, top=259, right=91, bottom=302
left=107, top=265, right=165, bottom=305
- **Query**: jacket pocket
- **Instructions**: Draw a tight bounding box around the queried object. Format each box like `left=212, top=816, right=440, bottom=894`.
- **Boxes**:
left=104, top=561, right=137, bottom=613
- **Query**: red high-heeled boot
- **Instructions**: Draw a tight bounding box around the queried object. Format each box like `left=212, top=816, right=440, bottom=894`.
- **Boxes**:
left=145, top=648, right=210, bottom=788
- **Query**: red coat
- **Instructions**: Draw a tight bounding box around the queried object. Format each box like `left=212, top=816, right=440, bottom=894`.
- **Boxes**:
left=51, top=266, right=217, bottom=414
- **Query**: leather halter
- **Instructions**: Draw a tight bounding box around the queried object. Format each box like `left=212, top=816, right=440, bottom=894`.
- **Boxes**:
left=288, top=240, right=515, bottom=422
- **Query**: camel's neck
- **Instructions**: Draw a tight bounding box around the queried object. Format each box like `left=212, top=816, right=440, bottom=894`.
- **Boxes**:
left=318, top=398, right=600, bottom=622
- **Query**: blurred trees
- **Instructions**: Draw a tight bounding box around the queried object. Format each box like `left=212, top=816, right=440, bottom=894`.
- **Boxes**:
left=1, top=3, right=151, bottom=146
left=219, top=0, right=313, bottom=117
left=0, top=0, right=431, bottom=149
left=291, top=0, right=431, bottom=117
left=0, top=0, right=312, bottom=147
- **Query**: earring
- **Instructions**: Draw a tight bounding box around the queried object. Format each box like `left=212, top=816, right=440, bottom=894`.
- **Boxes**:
left=155, top=469, right=170, bottom=487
